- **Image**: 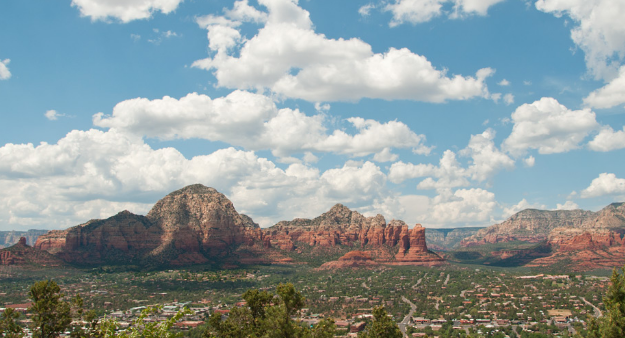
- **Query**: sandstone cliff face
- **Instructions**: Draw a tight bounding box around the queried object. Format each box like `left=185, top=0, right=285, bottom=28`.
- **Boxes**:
left=1, top=237, right=64, bottom=267
left=0, top=230, right=48, bottom=248
left=35, top=211, right=162, bottom=264
left=34, top=184, right=443, bottom=267
left=457, top=202, right=625, bottom=271
left=262, top=205, right=444, bottom=266
left=318, top=251, right=379, bottom=270
left=263, top=204, right=403, bottom=249
left=146, top=184, right=259, bottom=258
left=459, top=207, right=618, bottom=247
left=35, top=185, right=259, bottom=266
left=547, top=227, right=625, bottom=251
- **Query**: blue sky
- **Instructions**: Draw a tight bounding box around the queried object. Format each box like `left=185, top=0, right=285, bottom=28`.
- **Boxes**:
left=1, top=0, right=624, bottom=230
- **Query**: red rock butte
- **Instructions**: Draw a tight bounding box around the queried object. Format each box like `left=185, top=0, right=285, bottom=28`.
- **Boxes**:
left=0, top=237, right=64, bottom=267
left=33, top=184, right=445, bottom=268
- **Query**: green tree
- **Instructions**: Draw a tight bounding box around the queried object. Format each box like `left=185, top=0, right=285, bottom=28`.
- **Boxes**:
left=242, top=288, right=274, bottom=329
left=587, top=266, right=625, bottom=338
left=28, top=280, right=71, bottom=338
left=205, top=283, right=335, bottom=338
left=69, top=294, right=103, bottom=338
left=122, top=306, right=191, bottom=338
left=0, top=308, right=24, bottom=338
left=358, top=306, right=402, bottom=338
left=309, top=318, right=336, bottom=338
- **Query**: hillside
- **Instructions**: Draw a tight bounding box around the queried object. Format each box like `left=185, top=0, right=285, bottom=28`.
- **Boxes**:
left=0, top=237, right=64, bottom=267
left=0, top=229, right=48, bottom=248
left=452, top=203, right=625, bottom=270
left=425, top=227, right=483, bottom=251
left=34, top=184, right=443, bottom=268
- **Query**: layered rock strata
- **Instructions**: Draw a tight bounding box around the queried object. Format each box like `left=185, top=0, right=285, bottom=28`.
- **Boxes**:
left=459, top=203, right=625, bottom=270
left=260, top=204, right=444, bottom=266
left=0, top=230, right=48, bottom=248
left=34, top=184, right=444, bottom=267
left=318, top=251, right=379, bottom=270
left=35, top=185, right=261, bottom=265
left=0, top=237, right=64, bottom=267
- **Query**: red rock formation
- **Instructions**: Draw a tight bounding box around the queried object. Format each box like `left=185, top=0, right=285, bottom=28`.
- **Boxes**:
left=1, top=237, right=64, bottom=267
left=524, top=226, right=625, bottom=271
left=146, top=185, right=259, bottom=257
left=318, top=251, right=379, bottom=270
left=391, top=226, right=445, bottom=266
left=33, top=184, right=445, bottom=267
left=35, top=185, right=259, bottom=265
left=461, top=203, right=625, bottom=247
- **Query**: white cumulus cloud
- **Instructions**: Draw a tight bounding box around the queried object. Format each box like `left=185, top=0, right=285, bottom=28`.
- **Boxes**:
left=384, top=0, right=505, bottom=26
left=580, top=173, right=625, bottom=198
left=588, top=125, right=625, bottom=152
left=93, top=91, right=430, bottom=160
left=536, top=0, right=625, bottom=81
left=71, top=0, right=183, bottom=23
left=427, top=188, right=497, bottom=224
left=359, top=3, right=376, bottom=17
left=460, top=128, right=514, bottom=182
left=0, top=129, right=400, bottom=229
left=556, top=200, right=579, bottom=210
left=389, top=150, right=468, bottom=188
left=498, top=79, right=510, bottom=86
left=502, top=198, right=547, bottom=218
left=192, top=0, right=494, bottom=103
left=502, top=97, right=600, bottom=155
left=503, top=93, right=514, bottom=105
left=0, top=59, right=11, bottom=80
left=44, top=110, right=66, bottom=121
left=584, top=65, right=625, bottom=109
left=523, top=155, right=535, bottom=167
left=389, top=129, right=512, bottom=189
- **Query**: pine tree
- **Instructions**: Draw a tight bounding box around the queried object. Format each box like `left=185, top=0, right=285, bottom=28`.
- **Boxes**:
left=0, top=307, right=24, bottom=338
left=587, top=266, right=625, bottom=338
left=28, top=280, right=72, bottom=338
left=358, top=306, right=403, bottom=338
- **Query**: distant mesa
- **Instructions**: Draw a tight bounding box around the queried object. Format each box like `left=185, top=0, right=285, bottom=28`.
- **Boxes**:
left=455, top=202, right=625, bottom=271
left=0, top=229, right=49, bottom=249
left=29, top=183, right=625, bottom=271
left=0, top=237, right=64, bottom=267
left=33, top=184, right=444, bottom=268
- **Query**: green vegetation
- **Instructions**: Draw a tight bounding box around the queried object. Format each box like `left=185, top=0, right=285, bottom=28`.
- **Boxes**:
left=29, top=280, right=72, bottom=338
left=357, top=306, right=402, bottom=338
left=204, top=283, right=337, bottom=337
left=0, top=308, right=23, bottom=337
left=587, top=265, right=625, bottom=337
left=0, top=262, right=619, bottom=337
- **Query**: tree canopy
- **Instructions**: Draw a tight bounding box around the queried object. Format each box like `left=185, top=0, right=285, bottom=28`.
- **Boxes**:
left=28, top=280, right=72, bottom=338
left=587, top=265, right=625, bottom=338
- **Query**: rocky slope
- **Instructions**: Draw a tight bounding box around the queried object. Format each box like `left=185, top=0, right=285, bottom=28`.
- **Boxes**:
left=34, top=184, right=443, bottom=267
left=318, top=251, right=379, bottom=270
left=35, top=185, right=261, bottom=266
left=260, top=204, right=444, bottom=266
left=425, top=227, right=482, bottom=251
left=0, top=237, right=64, bottom=267
left=456, top=203, right=625, bottom=270
left=460, top=209, right=595, bottom=247
left=0, top=230, right=48, bottom=248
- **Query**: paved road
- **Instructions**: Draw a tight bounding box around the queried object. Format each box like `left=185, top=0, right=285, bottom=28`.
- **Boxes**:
left=581, top=297, right=602, bottom=317
left=412, top=273, right=428, bottom=290
left=399, top=296, right=417, bottom=337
